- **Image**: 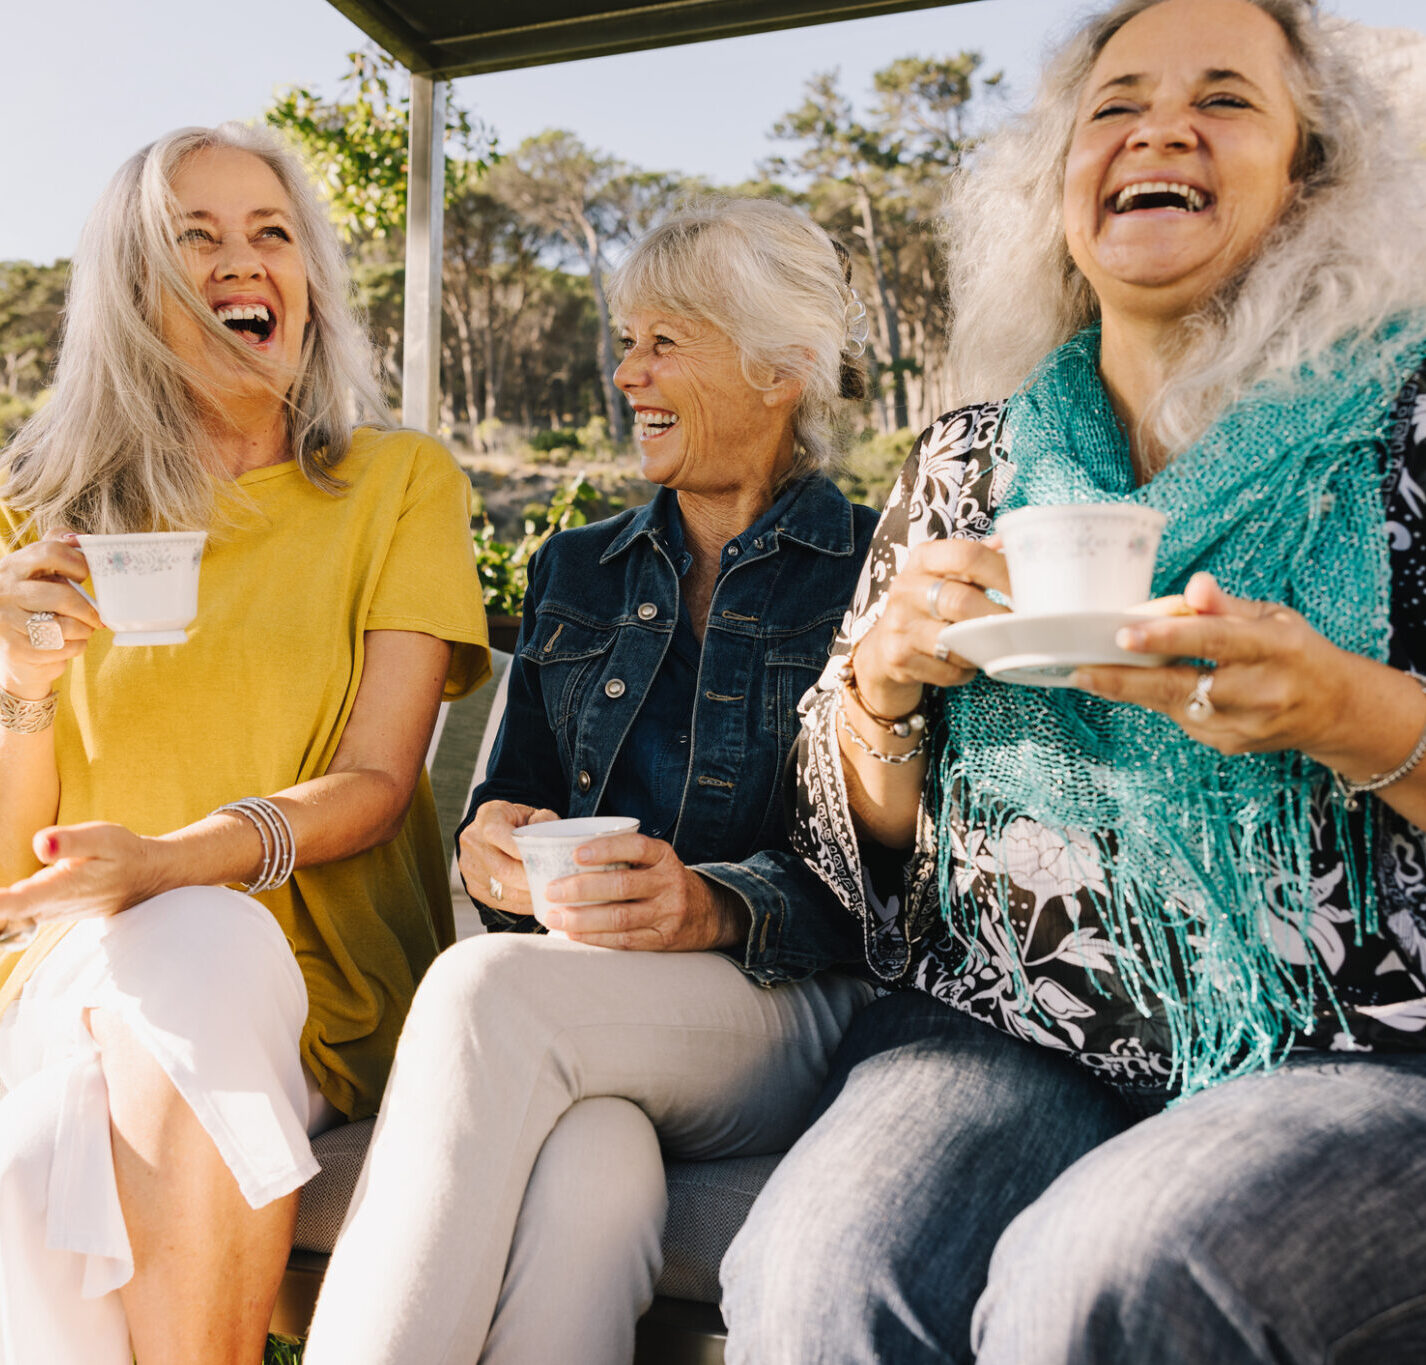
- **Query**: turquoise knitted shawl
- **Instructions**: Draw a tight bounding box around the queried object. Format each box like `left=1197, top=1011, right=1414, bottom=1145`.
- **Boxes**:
left=932, top=320, right=1426, bottom=1096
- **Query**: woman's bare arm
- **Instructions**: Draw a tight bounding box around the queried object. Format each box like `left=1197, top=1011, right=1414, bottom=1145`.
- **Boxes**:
left=0, top=630, right=451, bottom=928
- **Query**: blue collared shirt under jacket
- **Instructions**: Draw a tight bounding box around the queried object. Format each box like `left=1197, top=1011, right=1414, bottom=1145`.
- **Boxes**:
left=460, top=473, right=878, bottom=983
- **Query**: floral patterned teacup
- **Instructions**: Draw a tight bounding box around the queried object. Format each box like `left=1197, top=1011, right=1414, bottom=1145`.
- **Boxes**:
left=511, top=815, right=640, bottom=934
left=996, top=504, right=1166, bottom=616
left=74, top=532, right=208, bottom=646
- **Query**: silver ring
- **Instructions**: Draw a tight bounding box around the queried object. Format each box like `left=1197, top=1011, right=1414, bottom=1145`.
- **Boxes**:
left=1185, top=670, right=1216, bottom=723
left=925, top=579, right=945, bottom=619
left=488, top=875, right=503, bottom=902
left=933, top=623, right=956, bottom=664
left=26, top=611, right=63, bottom=651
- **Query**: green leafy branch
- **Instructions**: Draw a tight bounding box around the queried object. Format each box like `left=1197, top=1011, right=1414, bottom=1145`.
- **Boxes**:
left=472, top=474, right=602, bottom=617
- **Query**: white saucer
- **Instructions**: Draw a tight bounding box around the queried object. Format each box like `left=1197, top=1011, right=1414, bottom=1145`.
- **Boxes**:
left=936, top=610, right=1175, bottom=688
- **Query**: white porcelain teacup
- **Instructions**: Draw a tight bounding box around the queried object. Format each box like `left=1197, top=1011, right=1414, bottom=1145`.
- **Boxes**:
left=996, top=503, right=1166, bottom=616
left=511, top=815, right=641, bottom=933
left=75, top=531, right=208, bottom=646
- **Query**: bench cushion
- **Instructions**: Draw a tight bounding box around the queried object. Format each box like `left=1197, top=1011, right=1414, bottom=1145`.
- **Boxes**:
left=294, top=1119, right=778, bottom=1305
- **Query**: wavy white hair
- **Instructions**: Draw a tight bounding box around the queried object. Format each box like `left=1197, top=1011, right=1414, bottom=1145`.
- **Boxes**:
left=2, top=123, right=385, bottom=536
left=943, top=0, right=1426, bottom=456
left=607, top=198, right=865, bottom=478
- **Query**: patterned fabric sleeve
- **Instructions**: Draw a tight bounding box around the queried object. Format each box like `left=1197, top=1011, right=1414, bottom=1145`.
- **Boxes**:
left=790, top=402, right=1013, bottom=983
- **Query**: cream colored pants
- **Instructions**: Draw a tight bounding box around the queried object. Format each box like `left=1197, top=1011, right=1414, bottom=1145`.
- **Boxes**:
left=303, top=934, right=873, bottom=1365
left=0, top=889, right=320, bottom=1365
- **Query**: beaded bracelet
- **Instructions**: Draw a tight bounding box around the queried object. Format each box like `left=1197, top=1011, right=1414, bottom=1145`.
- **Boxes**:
left=217, top=797, right=297, bottom=893
left=836, top=692, right=929, bottom=765
left=1332, top=674, right=1426, bottom=811
left=842, top=647, right=926, bottom=738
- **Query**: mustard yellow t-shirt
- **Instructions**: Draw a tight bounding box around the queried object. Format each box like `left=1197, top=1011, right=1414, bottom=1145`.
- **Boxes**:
left=0, top=428, right=490, bottom=1118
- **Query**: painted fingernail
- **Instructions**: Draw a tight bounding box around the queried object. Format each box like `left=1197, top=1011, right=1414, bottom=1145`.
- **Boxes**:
left=41, top=835, right=58, bottom=859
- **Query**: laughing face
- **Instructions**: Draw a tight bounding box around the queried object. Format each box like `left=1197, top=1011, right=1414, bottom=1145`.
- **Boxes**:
left=163, top=146, right=310, bottom=401
left=1063, top=0, right=1301, bottom=324
left=613, top=309, right=798, bottom=497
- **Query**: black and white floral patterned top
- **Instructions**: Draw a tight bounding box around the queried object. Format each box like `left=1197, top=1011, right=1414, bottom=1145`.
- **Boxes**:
left=792, top=368, right=1426, bottom=1095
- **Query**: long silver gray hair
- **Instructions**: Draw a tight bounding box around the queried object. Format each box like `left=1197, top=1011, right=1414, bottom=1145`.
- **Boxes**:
left=2, top=123, right=385, bottom=535
left=943, top=0, right=1426, bottom=457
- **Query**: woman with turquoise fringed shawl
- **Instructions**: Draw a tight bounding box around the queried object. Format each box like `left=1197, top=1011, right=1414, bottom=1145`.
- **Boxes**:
left=719, top=2, right=1426, bottom=1363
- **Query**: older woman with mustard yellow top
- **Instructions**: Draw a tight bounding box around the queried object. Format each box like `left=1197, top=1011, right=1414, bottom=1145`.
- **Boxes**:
left=0, top=124, right=487, bottom=1364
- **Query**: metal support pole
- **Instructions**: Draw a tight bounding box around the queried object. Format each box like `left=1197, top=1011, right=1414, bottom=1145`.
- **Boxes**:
left=401, top=73, right=446, bottom=433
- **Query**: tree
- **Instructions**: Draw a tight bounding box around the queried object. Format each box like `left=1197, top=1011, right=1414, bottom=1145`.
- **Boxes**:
left=0, top=260, right=67, bottom=399
left=766, top=55, right=1002, bottom=431
left=441, top=187, right=543, bottom=431
left=266, top=48, right=494, bottom=243
left=488, top=132, right=695, bottom=444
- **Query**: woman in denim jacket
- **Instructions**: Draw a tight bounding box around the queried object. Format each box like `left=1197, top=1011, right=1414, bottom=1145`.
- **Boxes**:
left=305, top=198, right=878, bottom=1365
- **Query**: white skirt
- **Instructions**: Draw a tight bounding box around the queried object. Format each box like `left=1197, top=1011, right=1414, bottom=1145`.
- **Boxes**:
left=0, top=887, right=318, bottom=1364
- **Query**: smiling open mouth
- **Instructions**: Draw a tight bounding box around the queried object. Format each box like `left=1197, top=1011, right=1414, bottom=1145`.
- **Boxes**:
left=1112, top=181, right=1208, bottom=214
left=215, top=304, right=274, bottom=342
left=635, top=411, right=679, bottom=439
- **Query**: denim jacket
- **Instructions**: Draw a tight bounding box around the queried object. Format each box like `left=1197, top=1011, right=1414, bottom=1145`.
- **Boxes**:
left=460, top=474, right=878, bottom=983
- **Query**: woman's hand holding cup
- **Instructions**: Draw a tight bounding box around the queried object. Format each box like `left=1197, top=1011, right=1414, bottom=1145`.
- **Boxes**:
left=541, top=828, right=748, bottom=954
left=0, top=535, right=102, bottom=696
left=853, top=538, right=1013, bottom=711
left=459, top=800, right=561, bottom=917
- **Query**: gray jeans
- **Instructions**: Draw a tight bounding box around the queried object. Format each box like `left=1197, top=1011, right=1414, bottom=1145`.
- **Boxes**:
left=303, top=934, right=871, bottom=1365
left=723, top=991, right=1426, bottom=1365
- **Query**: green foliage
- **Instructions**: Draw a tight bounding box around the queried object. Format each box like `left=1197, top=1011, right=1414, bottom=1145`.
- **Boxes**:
left=265, top=48, right=496, bottom=242
left=836, top=427, right=916, bottom=509
left=526, top=427, right=582, bottom=453
left=0, top=259, right=68, bottom=406
left=472, top=473, right=603, bottom=616
left=0, top=392, right=42, bottom=444
left=575, top=414, right=613, bottom=454
left=264, top=1334, right=304, bottom=1364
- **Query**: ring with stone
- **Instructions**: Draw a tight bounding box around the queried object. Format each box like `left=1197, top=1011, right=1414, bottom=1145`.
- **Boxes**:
left=1185, top=670, right=1216, bottom=723
left=25, top=611, right=63, bottom=651
left=925, top=579, right=945, bottom=619
left=488, top=874, right=504, bottom=902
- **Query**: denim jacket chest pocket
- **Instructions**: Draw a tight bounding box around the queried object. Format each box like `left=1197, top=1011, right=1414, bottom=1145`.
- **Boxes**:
left=761, top=603, right=848, bottom=754
left=520, top=611, right=619, bottom=771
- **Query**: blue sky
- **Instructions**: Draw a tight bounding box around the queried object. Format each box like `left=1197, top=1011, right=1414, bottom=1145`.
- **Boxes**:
left=3, top=0, right=1420, bottom=264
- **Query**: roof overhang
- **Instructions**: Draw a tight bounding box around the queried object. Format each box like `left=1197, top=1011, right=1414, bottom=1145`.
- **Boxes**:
left=324, top=0, right=971, bottom=78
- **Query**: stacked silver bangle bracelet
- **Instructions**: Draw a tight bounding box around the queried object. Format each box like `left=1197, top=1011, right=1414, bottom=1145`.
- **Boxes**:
left=1332, top=674, right=1426, bottom=811
left=217, top=797, right=297, bottom=893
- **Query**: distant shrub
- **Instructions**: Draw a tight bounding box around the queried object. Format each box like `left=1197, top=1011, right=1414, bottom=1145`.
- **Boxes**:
left=576, top=414, right=613, bottom=455
left=527, top=428, right=582, bottom=453
left=0, top=392, right=41, bottom=444
left=837, top=428, right=916, bottom=510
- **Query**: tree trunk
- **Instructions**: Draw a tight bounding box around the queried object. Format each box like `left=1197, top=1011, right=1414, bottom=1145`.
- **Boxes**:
left=853, top=181, right=909, bottom=431
left=446, top=297, right=480, bottom=436
left=483, top=273, right=499, bottom=426
left=580, top=218, right=627, bottom=444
